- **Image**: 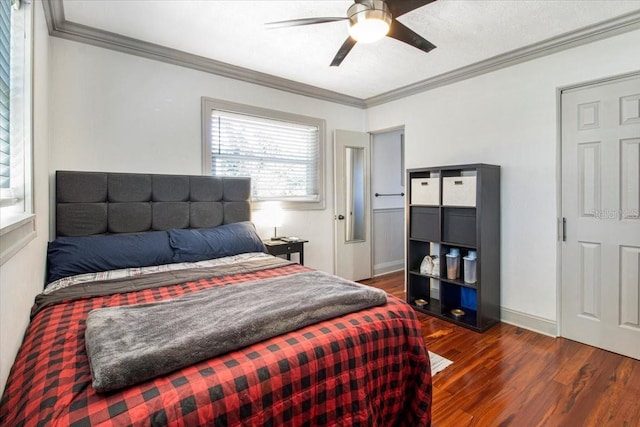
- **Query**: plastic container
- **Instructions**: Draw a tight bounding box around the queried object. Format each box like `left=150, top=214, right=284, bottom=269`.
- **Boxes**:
left=463, top=256, right=477, bottom=284
left=446, top=253, right=460, bottom=280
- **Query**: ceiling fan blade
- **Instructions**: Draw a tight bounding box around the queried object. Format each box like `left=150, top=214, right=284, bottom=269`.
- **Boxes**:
left=265, top=17, right=347, bottom=29
left=387, top=20, right=436, bottom=54
left=386, top=0, right=437, bottom=18
left=330, top=37, right=357, bottom=67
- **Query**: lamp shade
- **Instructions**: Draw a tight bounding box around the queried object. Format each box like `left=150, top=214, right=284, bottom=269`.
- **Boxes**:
left=261, top=201, right=284, bottom=228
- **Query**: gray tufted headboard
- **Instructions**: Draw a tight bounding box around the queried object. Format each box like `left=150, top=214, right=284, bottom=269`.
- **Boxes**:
left=55, top=171, right=251, bottom=237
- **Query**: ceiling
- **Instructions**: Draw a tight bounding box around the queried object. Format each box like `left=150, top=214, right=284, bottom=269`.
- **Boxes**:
left=47, top=0, right=640, bottom=107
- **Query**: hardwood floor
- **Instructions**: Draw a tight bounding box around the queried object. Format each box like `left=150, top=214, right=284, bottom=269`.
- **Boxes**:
left=360, top=271, right=640, bottom=427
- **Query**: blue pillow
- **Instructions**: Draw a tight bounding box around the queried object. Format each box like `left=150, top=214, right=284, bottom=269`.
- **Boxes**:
left=47, top=231, right=174, bottom=284
left=168, top=221, right=266, bottom=263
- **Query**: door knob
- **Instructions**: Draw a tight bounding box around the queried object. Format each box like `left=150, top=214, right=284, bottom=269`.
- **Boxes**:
left=337, top=215, right=345, bottom=220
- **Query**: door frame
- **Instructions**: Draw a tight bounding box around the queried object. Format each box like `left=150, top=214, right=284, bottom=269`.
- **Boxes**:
left=333, top=125, right=405, bottom=280
left=556, top=70, right=640, bottom=338
left=369, top=125, right=406, bottom=280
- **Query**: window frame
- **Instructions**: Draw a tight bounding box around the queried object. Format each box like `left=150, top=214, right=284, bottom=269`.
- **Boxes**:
left=0, top=0, right=35, bottom=265
left=201, top=97, right=326, bottom=210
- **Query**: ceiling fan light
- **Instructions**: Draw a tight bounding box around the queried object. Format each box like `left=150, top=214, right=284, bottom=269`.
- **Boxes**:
left=347, top=1, right=392, bottom=44
left=349, top=17, right=390, bottom=43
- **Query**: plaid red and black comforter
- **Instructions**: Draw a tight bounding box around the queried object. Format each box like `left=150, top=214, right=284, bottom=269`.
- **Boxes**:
left=0, top=262, right=432, bottom=426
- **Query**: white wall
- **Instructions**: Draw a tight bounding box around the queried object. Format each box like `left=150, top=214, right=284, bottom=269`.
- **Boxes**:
left=48, top=38, right=367, bottom=274
left=0, top=3, right=50, bottom=393
left=367, top=29, right=640, bottom=329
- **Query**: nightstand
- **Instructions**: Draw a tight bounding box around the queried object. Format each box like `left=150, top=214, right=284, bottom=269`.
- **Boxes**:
left=263, top=239, right=308, bottom=265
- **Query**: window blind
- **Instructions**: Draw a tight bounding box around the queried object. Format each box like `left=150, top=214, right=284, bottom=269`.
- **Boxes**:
left=0, top=0, right=10, bottom=189
left=210, top=110, right=320, bottom=201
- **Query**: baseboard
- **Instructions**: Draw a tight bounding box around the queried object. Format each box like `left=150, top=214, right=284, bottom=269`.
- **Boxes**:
left=500, top=308, right=558, bottom=337
left=373, top=260, right=404, bottom=277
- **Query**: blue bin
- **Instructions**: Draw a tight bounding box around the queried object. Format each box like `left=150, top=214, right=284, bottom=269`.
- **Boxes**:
left=460, top=287, right=477, bottom=311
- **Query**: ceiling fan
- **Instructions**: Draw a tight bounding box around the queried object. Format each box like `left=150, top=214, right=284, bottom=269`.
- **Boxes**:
left=265, top=0, right=437, bottom=67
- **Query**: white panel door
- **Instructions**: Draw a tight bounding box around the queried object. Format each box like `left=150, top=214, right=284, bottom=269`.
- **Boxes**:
left=561, top=75, right=640, bottom=359
left=334, top=130, right=372, bottom=281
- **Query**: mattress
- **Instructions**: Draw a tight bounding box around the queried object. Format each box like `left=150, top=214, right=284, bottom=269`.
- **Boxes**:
left=0, top=254, right=432, bottom=426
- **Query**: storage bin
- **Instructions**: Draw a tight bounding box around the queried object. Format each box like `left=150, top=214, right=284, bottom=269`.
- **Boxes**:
left=460, top=288, right=477, bottom=311
left=442, top=176, right=476, bottom=206
left=411, top=178, right=440, bottom=205
left=410, top=207, right=439, bottom=241
left=442, top=208, right=477, bottom=246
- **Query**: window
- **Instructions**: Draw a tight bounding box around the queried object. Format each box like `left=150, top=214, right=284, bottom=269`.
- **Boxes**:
left=0, top=0, right=34, bottom=264
left=0, top=0, right=13, bottom=194
left=202, top=98, right=325, bottom=209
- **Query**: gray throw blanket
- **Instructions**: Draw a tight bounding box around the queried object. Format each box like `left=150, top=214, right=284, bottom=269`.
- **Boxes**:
left=85, top=270, right=387, bottom=392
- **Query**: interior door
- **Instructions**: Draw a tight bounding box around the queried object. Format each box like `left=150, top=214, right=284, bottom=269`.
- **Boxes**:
left=334, top=130, right=372, bottom=281
left=561, top=74, right=640, bottom=359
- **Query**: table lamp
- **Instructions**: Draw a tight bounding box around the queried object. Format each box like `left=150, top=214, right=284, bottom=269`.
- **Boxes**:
left=263, top=201, right=285, bottom=240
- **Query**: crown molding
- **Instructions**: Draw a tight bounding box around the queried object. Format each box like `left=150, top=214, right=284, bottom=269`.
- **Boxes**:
left=364, top=9, right=640, bottom=107
left=42, top=0, right=640, bottom=110
left=42, top=0, right=367, bottom=109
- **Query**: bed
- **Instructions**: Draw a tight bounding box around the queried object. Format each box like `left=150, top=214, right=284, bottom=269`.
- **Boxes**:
left=0, top=171, right=432, bottom=426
